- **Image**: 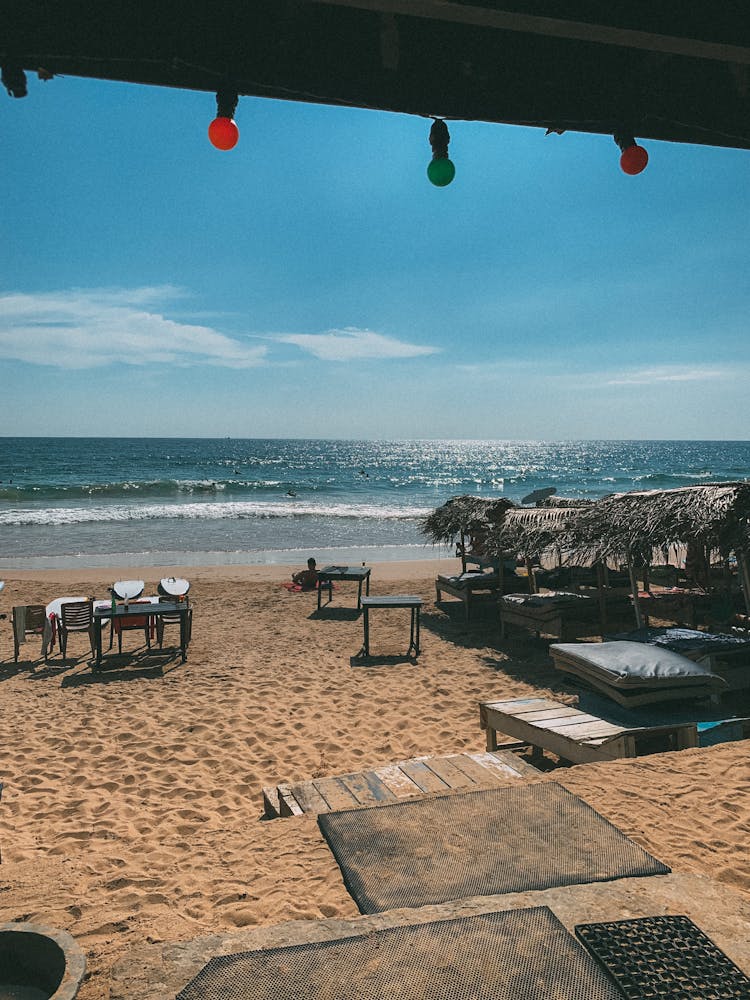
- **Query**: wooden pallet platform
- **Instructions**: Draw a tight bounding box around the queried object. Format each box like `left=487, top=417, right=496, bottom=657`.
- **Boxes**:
left=262, top=750, right=539, bottom=818
left=480, top=697, right=699, bottom=765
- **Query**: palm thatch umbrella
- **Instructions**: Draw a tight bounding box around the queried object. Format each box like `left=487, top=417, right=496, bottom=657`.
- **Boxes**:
left=563, top=482, right=750, bottom=562
left=483, top=506, right=585, bottom=564
left=481, top=504, right=625, bottom=627
left=562, top=482, right=750, bottom=626
left=541, top=495, right=595, bottom=509
left=420, top=495, right=515, bottom=550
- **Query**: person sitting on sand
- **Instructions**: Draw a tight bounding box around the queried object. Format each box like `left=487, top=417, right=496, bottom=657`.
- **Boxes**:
left=292, top=557, right=318, bottom=590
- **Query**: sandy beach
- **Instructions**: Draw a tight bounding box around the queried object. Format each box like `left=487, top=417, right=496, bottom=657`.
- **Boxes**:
left=1, top=558, right=748, bottom=999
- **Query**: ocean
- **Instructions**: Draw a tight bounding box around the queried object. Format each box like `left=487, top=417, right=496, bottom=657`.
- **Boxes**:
left=1, top=438, right=749, bottom=570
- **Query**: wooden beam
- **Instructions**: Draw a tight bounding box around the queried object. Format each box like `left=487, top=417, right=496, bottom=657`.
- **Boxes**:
left=302, top=1, right=750, bottom=65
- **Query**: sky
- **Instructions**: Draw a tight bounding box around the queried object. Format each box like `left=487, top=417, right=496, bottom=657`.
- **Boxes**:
left=1, top=70, right=749, bottom=439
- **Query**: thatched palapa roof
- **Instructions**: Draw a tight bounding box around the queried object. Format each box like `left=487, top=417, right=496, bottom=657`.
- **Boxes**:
left=420, top=495, right=515, bottom=545
left=483, top=506, right=588, bottom=561
left=541, top=496, right=595, bottom=509
left=562, top=482, right=750, bottom=564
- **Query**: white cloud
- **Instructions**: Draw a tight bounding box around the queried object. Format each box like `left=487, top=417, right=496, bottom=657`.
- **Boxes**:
left=0, top=288, right=267, bottom=369
left=605, top=366, right=728, bottom=386
left=275, top=327, right=439, bottom=361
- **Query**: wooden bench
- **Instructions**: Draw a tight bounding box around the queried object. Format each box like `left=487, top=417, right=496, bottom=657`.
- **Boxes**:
left=262, top=749, right=539, bottom=818
left=480, top=696, right=698, bottom=765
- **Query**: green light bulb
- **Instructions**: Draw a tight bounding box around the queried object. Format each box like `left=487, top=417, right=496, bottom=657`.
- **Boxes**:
left=427, top=157, right=455, bottom=187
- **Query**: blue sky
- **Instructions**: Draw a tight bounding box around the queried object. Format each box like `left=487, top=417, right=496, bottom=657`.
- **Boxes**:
left=2, top=72, right=749, bottom=439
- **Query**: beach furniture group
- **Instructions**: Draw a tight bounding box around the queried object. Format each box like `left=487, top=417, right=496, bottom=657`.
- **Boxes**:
left=10, top=577, right=192, bottom=670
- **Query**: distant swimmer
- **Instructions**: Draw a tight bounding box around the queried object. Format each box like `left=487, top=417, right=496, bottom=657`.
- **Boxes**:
left=359, top=468, right=369, bottom=478
left=286, top=490, right=297, bottom=497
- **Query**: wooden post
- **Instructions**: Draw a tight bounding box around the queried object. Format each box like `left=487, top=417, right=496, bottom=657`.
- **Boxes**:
left=596, top=561, right=608, bottom=634
left=627, top=556, right=645, bottom=629
left=738, top=551, right=750, bottom=616
left=525, top=557, right=537, bottom=594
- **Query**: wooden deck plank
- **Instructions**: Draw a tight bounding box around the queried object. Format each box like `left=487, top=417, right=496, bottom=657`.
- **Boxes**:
left=530, top=713, right=622, bottom=731
left=372, top=763, right=424, bottom=798
left=262, top=785, right=281, bottom=819
left=517, top=707, right=588, bottom=722
left=422, top=755, right=477, bottom=790
left=482, top=698, right=561, bottom=714
left=548, top=721, right=629, bottom=739
left=468, top=750, right=537, bottom=780
left=287, top=780, right=330, bottom=815
left=337, top=771, right=396, bottom=806
left=445, top=753, right=505, bottom=786
left=312, top=777, right=361, bottom=811
left=399, top=759, right=452, bottom=793
left=276, top=784, right=304, bottom=817
left=360, top=770, right=399, bottom=803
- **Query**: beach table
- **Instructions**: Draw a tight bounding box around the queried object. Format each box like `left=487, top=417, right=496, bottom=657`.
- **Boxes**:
left=93, top=601, right=190, bottom=668
left=359, top=595, right=422, bottom=658
left=317, top=565, right=371, bottom=610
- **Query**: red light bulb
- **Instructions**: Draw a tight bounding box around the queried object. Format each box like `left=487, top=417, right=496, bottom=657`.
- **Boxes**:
left=620, top=143, right=648, bottom=175
left=208, top=116, right=239, bottom=151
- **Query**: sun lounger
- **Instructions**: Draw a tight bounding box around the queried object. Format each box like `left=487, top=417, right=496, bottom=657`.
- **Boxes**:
left=499, top=591, right=597, bottom=640
left=549, top=640, right=727, bottom=707
left=482, top=697, right=698, bottom=764
left=605, top=627, right=750, bottom=691
left=481, top=695, right=750, bottom=764
left=436, top=554, right=530, bottom=622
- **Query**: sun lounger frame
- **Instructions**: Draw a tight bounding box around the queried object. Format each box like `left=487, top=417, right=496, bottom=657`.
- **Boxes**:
left=480, top=697, right=698, bottom=765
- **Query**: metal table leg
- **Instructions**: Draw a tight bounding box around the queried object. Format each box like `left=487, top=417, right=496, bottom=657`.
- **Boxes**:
left=362, top=606, right=370, bottom=656
left=95, top=619, right=103, bottom=669
left=408, top=606, right=421, bottom=657
left=180, top=609, right=188, bottom=662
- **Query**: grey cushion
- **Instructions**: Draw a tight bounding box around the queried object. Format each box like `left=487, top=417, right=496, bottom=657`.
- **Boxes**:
left=550, top=640, right=727, bottom=689
left=606, top=627, right=750, bottom=656
left=438, top=572, right=499, bottom=590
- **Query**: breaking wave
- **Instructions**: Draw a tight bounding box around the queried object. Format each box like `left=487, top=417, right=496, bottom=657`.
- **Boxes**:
left=0, top=500, right=433, bottom=528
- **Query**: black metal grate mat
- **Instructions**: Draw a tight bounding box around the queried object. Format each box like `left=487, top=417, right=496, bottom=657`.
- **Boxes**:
left=177, top=906, right=624, bottom=1000
left=575, top=915, right=750, bottom=999
left=318, top=781, right=669, bottom=913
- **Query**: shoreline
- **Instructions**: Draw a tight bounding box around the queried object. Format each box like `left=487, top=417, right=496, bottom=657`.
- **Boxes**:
left=0, top=543, right=451, bottom=574
left=0, top=555, right=458, bottom=586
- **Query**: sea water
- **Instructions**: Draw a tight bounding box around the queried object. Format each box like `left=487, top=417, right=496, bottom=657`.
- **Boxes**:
left=0, top=438, right=749, bottom=569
